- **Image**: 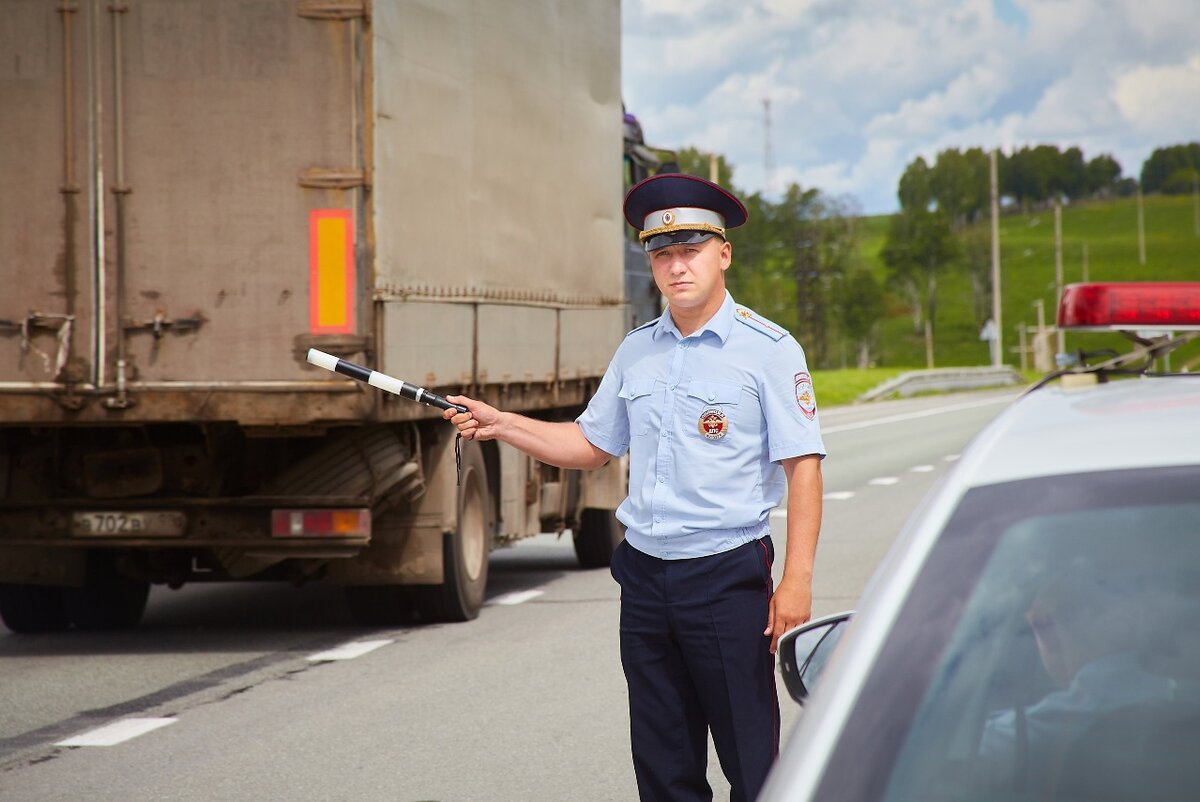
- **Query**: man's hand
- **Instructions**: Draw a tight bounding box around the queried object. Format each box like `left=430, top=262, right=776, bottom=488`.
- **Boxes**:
left=764, top=576, right=812, bottom=655
left=442, top=395, right=503, bottom=441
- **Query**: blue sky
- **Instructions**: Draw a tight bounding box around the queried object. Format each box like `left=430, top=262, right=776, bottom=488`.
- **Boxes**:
left=621, top=0, right=1200, bottom=214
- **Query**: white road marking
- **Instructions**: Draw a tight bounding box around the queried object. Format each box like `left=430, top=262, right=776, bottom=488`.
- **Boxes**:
left=944, top=454, right=961, bottom=462
left=910, top=464, right=935, bottom=473
left=487, top=590, right=544, bottom=606
left=823, top=491, right=855, bottom=501
left=821, top=395, right=1014, bottom=434
left=307, top=639, right=393, bottom=662
left=868, top=477, right=900, bottom=486
left=57, top=717, right=176, bottom=747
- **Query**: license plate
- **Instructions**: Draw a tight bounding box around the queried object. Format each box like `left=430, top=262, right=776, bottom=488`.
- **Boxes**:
left=71, top=511, right=187, bottom=538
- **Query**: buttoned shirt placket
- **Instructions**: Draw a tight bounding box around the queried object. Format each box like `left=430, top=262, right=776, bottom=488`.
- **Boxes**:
left=651, top=328, right=698, bottom=558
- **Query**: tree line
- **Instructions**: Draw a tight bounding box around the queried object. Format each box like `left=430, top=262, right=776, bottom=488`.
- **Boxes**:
left=898, top=145, right=1127, bottom=222
left=667, top=140, right=1197, bottom=370
left=1141, top=143, right=1200, bottom=194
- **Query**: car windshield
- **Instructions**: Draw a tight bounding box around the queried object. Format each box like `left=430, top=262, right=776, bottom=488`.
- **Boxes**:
left=815, top=465, right=1200, bottom=802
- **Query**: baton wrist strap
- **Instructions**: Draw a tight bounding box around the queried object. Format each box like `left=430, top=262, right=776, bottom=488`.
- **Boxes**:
left=455, top=433, right=462, bottom=486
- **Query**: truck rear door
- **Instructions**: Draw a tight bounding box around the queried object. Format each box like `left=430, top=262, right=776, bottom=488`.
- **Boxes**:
left=0, top=1, right=368, bottom=394
left=0, top=1, right=94, bottom=388
left=107, top=0, right=367, bottom=385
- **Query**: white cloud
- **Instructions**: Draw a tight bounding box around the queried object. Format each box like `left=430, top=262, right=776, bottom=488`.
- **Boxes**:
left=622, top=0, right=1200, bottom=214
left=1112, top=56, right=1200, bottom=136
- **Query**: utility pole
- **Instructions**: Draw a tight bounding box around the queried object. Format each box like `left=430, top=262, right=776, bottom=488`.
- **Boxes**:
left=709, top=152, right=718, bottom=184
left=1136, top=183, right=1146, bottom=265
left=1082, top=242, right=1089, bottom=282
left=1017, top=323, right=1028, bottom=373
left=989, top=149, right=1003, bottom=367
left=1054, top=201, right=1064, bottom=354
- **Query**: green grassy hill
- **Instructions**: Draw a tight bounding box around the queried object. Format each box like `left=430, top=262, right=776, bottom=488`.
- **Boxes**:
left=859, top=193, right=1200, bottom=369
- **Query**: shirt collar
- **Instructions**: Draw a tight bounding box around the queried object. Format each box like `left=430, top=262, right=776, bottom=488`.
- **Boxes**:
left=653, top=291, right=735, bottom=344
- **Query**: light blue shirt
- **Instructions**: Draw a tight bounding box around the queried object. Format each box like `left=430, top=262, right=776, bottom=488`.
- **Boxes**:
left=577, top=292, right=826, bottom=559
left=978, top=650, right=1179, bottom=783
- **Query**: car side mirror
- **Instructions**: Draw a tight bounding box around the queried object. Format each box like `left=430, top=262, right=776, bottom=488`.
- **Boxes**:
left=778, top=611, right=853, bottom=705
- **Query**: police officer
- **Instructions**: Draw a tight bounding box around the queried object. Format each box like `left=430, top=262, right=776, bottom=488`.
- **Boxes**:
left=444, top=173, right=825, bottom=802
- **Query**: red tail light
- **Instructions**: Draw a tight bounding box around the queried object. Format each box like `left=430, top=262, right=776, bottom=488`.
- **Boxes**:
left=1059, top=283, right=1200, bottom=330
left=271, top=509, right=370, bottom=538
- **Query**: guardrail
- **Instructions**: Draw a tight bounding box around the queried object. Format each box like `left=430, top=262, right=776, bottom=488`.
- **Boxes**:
left=858, top=366, right=1025, bottom=402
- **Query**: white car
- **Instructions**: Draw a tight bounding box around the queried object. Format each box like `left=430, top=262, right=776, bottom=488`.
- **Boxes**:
left=762, top=282, right=1200, bottom=802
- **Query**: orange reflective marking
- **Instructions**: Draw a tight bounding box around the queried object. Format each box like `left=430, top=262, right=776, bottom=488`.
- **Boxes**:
left=309, top=209, right=355, bottom=334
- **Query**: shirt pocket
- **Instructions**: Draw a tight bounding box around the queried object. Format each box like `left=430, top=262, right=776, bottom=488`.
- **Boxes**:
left=686, top=378, right=744, bottom=441
left=619, top=378, right=658, bottom=436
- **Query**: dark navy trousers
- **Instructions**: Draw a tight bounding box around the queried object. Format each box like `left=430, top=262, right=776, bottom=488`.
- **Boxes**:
left=610, top=537, right=779, bottom=802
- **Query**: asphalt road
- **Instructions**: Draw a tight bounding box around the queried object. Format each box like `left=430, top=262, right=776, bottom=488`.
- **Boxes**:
left=0, top=388, right=1020, bottom=801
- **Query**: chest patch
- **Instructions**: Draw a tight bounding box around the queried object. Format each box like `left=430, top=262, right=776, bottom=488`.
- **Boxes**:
left=697, top=408, right=729, bottom=440
left=794, top=372, right=816, bottom=421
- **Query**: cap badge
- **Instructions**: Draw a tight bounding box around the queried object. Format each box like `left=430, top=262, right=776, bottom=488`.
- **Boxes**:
left=698, top=408, right=729, bottom=440
left=794, top=372, right=816, bottom=421
left=661, top=210, right=675, bottom=225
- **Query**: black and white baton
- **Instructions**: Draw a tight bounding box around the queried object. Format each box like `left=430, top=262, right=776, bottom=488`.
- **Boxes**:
left=306, top=349, right=468, bottom=414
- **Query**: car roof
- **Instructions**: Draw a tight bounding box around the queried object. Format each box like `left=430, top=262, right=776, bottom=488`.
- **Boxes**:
left=955, top=375, right=1200, bottom=488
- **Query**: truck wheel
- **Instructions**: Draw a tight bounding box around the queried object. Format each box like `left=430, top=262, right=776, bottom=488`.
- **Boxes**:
left=63, top=552, right=150, bottom=630
left=344, top=585, right=415, bottom=627
left=573, top=508, right=624, bottom=568
left=412, top=441, right=493, bottom=622
left=0, top=584, right=70, bottom=633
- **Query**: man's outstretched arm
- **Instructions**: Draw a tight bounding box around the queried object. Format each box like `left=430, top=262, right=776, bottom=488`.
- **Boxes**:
left=443, top=395, right=613, bottom=471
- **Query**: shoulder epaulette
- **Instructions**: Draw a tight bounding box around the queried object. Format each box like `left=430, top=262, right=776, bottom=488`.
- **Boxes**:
left=626, top=317, right=659, bottom=337
left=734, top=307, right=787, bottom=342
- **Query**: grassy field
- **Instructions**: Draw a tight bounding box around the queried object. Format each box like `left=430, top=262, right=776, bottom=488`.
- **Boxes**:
left=856, top=193, right=1200, bottom=370
left=810, top=367, right=908, bottom=407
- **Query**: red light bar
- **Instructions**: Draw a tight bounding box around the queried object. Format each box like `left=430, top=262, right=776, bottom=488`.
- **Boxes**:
left=271, top=509, right=371, bottom=538
left=1058, top=283, right=1200, bottom=331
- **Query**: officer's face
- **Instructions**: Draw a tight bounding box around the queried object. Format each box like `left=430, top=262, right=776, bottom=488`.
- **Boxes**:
left=648, top=236, right=732, bottom=311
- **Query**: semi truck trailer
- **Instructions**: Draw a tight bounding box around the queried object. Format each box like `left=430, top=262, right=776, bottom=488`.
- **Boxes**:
left=0, top=0, right=639, bottom=631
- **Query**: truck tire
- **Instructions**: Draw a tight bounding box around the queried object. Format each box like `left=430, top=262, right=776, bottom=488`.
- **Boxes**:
left=63, top=552, right=150, bottom=630
left=412, top=441, right=492, bottom=622
left=0, top=584, right=70, bottom=633
left=344, top=585, right=415, bottom=627
left=573, top=508, right=624, bottom=568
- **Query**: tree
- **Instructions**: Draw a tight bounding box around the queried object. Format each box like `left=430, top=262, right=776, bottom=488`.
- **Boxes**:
left=726, top=182, right=861, bottom=368
left=1086, top=154, right=1123, bottom=196
left=834, top=269, right=884, bottom=368
left=1057, top=147, right=1088, bottom=200
left=1162, top=167, right=1200, bottom=195
left=930, top=148, right=989, bottom=224
left=1140, top=143, right=1200, bottom=192
left=959, top=226, right=992, bottom=327
left=673, top=146, right=736, bottom=187
left=880, top=208, right=958, bottom=367
left=898, top=157, right=933, bottom=212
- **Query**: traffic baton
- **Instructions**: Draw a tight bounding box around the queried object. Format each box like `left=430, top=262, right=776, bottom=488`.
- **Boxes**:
left=306, top=349, right=468, bottom=414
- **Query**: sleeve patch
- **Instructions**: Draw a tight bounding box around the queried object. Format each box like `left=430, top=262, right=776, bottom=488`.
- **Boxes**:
left=794, top=372, right=817, bottom=420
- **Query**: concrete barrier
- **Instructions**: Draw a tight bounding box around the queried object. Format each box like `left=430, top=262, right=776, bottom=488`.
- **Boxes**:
left=857, top=366, right=1025, bottom=402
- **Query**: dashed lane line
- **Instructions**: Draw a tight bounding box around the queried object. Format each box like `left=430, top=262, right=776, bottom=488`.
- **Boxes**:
left=823, top=491, right=855, bottom=501
left=307, top=639, right=393, bottom=662
left=487, top=590, right=545, bottom=606
left=56, top=718, right=176, bottom=748
left=910, top=464, right=935, bottom=473
left=868, top=476, right=900, bottom=486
